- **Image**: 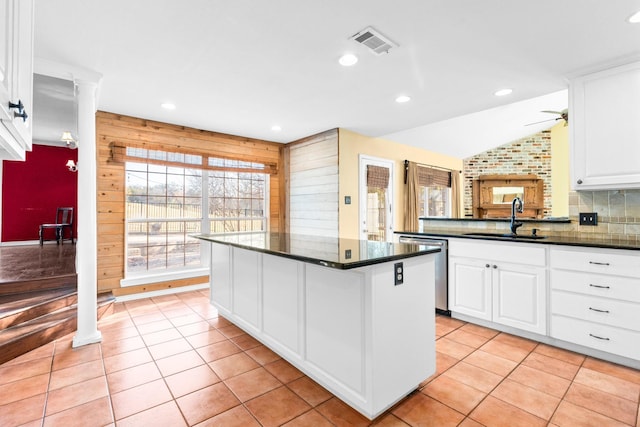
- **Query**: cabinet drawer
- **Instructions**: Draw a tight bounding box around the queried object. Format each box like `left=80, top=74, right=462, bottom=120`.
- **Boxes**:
left=449, top=239, right=546, bottom=266
left=551, top=290, right=640, bottom=331
left=551, top=315, right=640, bottom=361
left=550, top=269, right=640, bottom=303
left=550, top=247, right=640, bottom=278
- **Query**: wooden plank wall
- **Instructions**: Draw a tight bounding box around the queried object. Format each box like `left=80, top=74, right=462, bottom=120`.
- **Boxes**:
left=285, top=129, right=339, bottom=237
left=96, top=112, right=284, bottom=293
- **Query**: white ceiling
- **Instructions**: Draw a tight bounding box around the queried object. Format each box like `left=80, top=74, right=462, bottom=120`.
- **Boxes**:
left=32, top=0, right=640, bottom=158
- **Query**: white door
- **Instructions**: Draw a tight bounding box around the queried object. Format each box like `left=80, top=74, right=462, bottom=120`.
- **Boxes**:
left=359, top=155, right=393, bottom=241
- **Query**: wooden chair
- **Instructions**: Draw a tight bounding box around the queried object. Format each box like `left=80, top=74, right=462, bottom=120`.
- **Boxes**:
left=39, top=207, right=74, bottom=245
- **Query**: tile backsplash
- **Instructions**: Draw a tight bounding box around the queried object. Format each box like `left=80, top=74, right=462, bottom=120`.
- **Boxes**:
left=420, top=189, right=640, bottom=244
left=569, top=189, right=640, bottom=241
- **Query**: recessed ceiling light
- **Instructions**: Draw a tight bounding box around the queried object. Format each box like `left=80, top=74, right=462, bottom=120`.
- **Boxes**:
left=338, top=53, right=358, bottom=67
left=161, top=102, right=176, bottom=110
left=628, top=10, right=640, bottom=23
left=395, top=95, right=411, bottom=103
left=494, top=88, right=513, bottom=97
left=271, top=125, right=282, bottom=132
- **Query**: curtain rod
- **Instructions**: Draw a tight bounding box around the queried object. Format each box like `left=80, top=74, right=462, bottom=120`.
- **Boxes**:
left=403, top=160, right=462, bottom=184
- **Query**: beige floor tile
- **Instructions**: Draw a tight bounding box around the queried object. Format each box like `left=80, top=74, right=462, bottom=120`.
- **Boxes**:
left=443, top=361, right=503, bottom=393
left=106, top=361, right=162, bottom=394
left=195, top=404, right=261, bottom=427
left=469, top=395, right=547, bottom=427
left=533, top=343, right=585, bottom=366
left=422, top=374, right=486, bottom=415
left=115, top=401, right=187, bottom=427
left=463, top=349, right=518, bottom=376
left=392, top=392, right=465, bottom=427
left=551, top=400, right=629, bottom=427
left=582, top=357, right=640, bottom=385
left=0, top=373, right=50, bottom=405
left=210, top=352, right=260, bottom=380
left=45, top=376, right=109, bottom=416
left=436, top=337, right=476, bottom=359
left=42, top=396, right=113, bottom=427
left=49, top=359, right=104, bottom=390
left=156, top=349, right=205, bottom=377
left=491, top=379, right=561, bottom=420
left=0, top=356, right=51, bottom=385
left=564, top=382, right=637, bottom=425
left=507, top=365, right=571, bottom=398
left=574, top=367, right=640, bottom=402
left=521, top=351, right=580, bottom=380
left=0, top=393, right=46, bottom=427
left=111, top=378, right=173, bottom=420
left=446, top=329, right=492, bottom=348
left=176, top=383, right=240, bottom=426
left=282, top=409, right=335, bottom=427
left=165, top=364, right=221, bottom=398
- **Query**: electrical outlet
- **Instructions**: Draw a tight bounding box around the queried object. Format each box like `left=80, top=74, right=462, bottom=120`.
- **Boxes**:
left=394, top=262, right=403, bottom=286
left=345, top=249, right=351, bottom=259
left=579, top=212, right=598, bottom=226
left=344, top=196, right=351, bottom=205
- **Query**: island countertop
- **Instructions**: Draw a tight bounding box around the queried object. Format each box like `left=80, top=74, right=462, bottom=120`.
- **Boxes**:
left=192, top=232, right=440, bottom=269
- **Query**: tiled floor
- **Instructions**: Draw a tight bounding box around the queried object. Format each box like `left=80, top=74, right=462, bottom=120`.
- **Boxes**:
left=1, top=289, right=639, bottom=426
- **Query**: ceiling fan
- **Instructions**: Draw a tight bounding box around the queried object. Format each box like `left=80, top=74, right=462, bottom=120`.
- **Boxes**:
left=526, top=108, right=568, bottom=126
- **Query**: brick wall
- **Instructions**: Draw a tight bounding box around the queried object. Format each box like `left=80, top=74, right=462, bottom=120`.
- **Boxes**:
left=463, top=130, right=552, bottom=217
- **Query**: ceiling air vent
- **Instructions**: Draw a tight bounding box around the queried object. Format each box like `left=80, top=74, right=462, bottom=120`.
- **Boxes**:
left=351, top=26, right=397, bottom=55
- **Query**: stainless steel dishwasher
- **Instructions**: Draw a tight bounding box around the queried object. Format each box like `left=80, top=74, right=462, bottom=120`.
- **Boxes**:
left=398, top=235, right=449, bottom=315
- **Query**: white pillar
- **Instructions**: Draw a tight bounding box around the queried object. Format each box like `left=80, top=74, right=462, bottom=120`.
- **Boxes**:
left=72, top=78, right=101, bottom=348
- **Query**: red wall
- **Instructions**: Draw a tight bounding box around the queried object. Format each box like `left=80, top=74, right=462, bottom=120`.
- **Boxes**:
left=2, top=144, right=78, bottom=242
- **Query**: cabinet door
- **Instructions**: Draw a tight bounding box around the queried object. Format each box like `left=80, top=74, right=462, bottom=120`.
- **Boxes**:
left=3, top=0, right=32, bottom=148
left=449, top=256, right=492, bottom=321
left=0, top=0, right=12, bottom=121
left=570, top=61, right=640, bottom=190
left=492, top=263, right=546, bottom=334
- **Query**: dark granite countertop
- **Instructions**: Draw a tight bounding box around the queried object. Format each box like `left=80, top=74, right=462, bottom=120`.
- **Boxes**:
left=419, top=217, right=572, bottom=224
left=396, top=230, right=640, bottom=251
left=192, top=232, right=441, bottom=269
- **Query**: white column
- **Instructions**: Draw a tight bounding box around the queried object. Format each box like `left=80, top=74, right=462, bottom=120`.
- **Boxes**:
left=72, top=78, right=101, bottom=348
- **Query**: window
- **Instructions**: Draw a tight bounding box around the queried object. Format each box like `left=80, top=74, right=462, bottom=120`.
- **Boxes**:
left=124, top=147, right=269, bottom=277
left=417, top=166, right=452, bottom=218
left=419, top=186, right=451, bottom=218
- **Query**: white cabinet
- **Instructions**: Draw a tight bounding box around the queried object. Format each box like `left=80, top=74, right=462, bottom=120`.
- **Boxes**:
left=550, top=246, right=640, bottom=361
left=449, top=239, right=547, bottom=335
left=0, top=0, right=33, bottom=161
left=570, top=61, right=640, bottom=190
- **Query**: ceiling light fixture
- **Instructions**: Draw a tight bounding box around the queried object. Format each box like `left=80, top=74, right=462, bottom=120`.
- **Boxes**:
left=271, top=125, right=282, bottom=132
left=338, top=53, right=358, bottom=66
left=395, top=95, right=411, bottom=103
left=60, top=131, right=78, bottom=149
left=628, top=10, right=640, bottom=23
left=494, top=88, right=513, bottom=97
left=161, top=102, right=176, bottom=110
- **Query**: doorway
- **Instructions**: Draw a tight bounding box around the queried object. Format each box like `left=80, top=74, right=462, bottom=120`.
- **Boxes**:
left=359, top=155, right=394, bottom=241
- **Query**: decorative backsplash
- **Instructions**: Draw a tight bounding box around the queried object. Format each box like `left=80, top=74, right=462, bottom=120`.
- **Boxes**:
left=421, top=189, right=640, bottom=244
left=568, top=189, right=640, bottom=242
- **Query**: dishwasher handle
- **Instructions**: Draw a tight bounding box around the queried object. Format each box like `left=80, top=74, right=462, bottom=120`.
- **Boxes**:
left=399, top=237, right=447, bottom=248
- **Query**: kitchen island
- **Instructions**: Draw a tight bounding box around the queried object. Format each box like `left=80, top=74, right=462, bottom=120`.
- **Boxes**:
left=192, top=232, right=440, bottom=419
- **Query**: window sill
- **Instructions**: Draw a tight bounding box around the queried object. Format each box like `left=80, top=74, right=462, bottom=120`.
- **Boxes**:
left=120, top=267, right=209, bottom=288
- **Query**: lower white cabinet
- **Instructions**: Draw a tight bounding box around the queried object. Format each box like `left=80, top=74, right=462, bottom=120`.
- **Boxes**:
left=550, top=246, right=640, bottom=361
left=449, top=239, right=547, bottom=335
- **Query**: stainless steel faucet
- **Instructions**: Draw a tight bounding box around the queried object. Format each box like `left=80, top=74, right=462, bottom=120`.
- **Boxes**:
left=510, top=197, right=524, bottom=235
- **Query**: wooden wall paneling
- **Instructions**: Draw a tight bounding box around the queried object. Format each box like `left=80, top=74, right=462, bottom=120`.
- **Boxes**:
left=95, top=111, right=283, bottom=293
left=287, top=129, right=339, bottom=237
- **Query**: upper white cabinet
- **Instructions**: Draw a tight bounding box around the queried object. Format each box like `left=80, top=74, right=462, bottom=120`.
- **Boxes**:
left=570, top=61, right=640, bottom=190
left=0, top=0, right=34, bottom=161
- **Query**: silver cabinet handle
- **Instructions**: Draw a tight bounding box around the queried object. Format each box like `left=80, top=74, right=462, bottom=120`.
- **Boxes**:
left=589, top=333, right=610, bottom=341
left=589, top=307, right=610, bottom=313
left=589, top=284, right=610, bottom=289
left=589, top=261, right=610, bottom=266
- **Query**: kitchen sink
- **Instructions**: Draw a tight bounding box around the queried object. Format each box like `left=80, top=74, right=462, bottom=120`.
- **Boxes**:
left=464, top=232, right=546, bottom=240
